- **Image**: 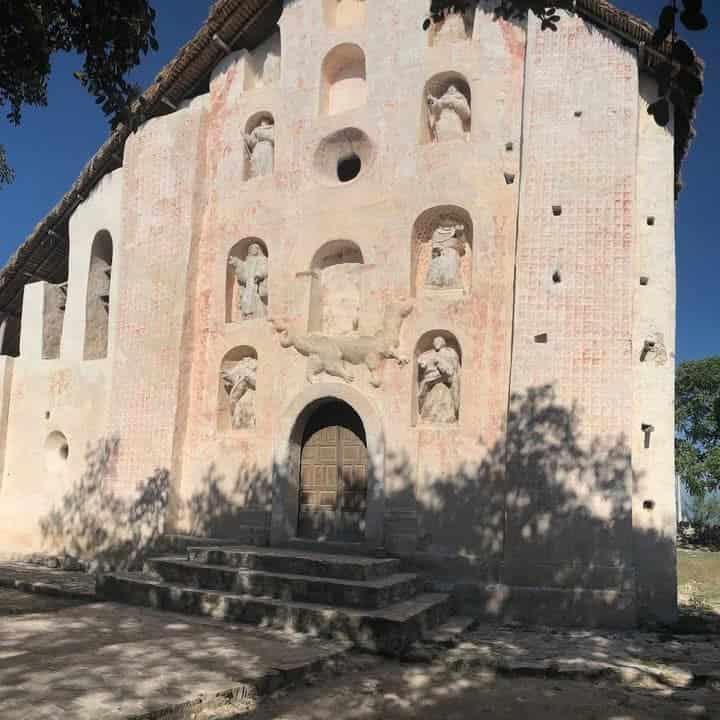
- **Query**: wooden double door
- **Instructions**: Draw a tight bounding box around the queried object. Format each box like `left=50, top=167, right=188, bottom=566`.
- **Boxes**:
left=298, top=401, right=368, bottom=541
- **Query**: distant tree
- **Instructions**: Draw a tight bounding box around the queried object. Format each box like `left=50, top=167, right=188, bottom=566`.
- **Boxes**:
left=676, top=356, right=720, bottom=497
left=0, top=0, right=158, bottom=188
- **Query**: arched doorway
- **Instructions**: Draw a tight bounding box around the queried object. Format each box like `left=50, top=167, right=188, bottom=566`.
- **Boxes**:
left=298, top=400, right=369, bottom=541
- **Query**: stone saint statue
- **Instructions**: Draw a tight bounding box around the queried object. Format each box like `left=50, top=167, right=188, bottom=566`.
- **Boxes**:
left=245, top=118, right=275, bottom=178
left=427, top=84, right=471, bottom=143
left=222, top=356, right=258, bottom=429
left=431, top=7, right=469, bottom=45
left=229, top=243, right=269, bottom=320
left=418, top=336, right=460, bottom=424
left=426, top=218, right=466, bottom=289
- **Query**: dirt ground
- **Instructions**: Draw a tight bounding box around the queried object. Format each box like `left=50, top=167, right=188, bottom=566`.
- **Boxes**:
left=679, top=548, right=720, bottom=610
left=247, top=654, right=720, bottom=720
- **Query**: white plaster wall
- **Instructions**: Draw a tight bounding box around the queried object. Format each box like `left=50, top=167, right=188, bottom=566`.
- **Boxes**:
left=632, top=74, right=677, bottom=624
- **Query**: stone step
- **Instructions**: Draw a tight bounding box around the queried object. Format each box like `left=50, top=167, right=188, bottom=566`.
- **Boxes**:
left=154, top=530, right=269, bottom=556
left=186, top=545, right=401, bottom=581
left=286, top=538, right=387, bottom=557
left=96, top=572, right=451, bottom=655
left=147, top=556, right=420, bottom=610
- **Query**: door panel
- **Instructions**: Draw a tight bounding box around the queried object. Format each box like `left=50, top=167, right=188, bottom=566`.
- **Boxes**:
left=298, top=405, right=368, bottom=540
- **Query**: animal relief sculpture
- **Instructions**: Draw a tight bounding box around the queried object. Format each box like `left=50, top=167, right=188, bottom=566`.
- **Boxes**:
left=271, top=301, right=413, bottom=387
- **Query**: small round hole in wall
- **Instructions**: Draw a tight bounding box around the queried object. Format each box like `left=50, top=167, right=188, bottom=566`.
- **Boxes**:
left=337, top=153, right=361, bottom=182
left=45, top=431, right=69, bottom=473
left=314, top=127, right=374, bottom=186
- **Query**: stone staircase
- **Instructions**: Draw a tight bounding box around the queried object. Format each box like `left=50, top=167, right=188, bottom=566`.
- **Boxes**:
left=96, top=544, right=453, bottom=654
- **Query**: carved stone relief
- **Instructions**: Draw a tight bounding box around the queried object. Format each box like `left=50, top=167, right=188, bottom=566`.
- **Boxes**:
left=229, top=242, right=269, bottom=320
left=417, top=336, right=461, bottom=424
left=272, top=300, right=413, bottom=387
left=427, top=83, right=471, bottom=143
left=245, top=116, right=275, bottom=179
left=221, top=354, right=258, bottom=430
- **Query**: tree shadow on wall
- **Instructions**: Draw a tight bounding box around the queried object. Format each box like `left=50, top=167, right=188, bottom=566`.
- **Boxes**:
left=39, top=437, right=170, bottom=571
left=185, top=463, right=273, bottom=539
left=387, top=384, right=677, bottom=626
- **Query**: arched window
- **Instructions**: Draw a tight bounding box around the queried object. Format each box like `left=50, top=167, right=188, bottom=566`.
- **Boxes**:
left=83, top=230, right=113, bottom=360
left=323, top=0, right=366, bottom=28
left=413, top=331, right=462, bottom=426
left=308, top=240, right=364, bottom=334
left=320, top=44, right=367, bottom=116
left=420, top=72, right=471, bottom=144
left=411, top=205, right=473, bottom=296
left=226, top=238, right=269, bottom=323
left=219, top=346, right=258, bottom=432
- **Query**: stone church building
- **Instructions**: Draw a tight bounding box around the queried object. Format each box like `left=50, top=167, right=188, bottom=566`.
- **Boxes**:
left=0, top=0, right=696, bottom=629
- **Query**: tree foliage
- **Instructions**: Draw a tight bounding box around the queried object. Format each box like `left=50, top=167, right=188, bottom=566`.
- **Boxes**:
left=676, top=356, right=720, bottom=497
left=0, top=0, right=158, bottom=188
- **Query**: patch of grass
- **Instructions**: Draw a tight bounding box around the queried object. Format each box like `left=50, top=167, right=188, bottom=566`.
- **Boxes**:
left=677, top=548, right=720, bottom=610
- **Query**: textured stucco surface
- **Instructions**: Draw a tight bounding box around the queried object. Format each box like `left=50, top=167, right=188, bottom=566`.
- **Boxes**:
left=0, top=2, right=677, bottom=626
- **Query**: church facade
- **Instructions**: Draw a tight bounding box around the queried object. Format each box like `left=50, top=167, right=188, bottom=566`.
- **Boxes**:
left=0, top=0, right=688, bottom=627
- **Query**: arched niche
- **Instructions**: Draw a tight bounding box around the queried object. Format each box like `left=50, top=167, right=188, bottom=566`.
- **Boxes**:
left=226, top=238, right=269, bottom=323
left=411, top=205, right=473, bottom=296
left=426, top=4, right=475, bottom=46
left=308, top=240, right=364, bottom=335
left=83, top=230, right=113, bottom=360
left=413, top=330, right=462, bottom=426
left=244, top=111, right=275, bottom=180
left=218, top=346, right=258, bottom=432
left=320, top=44, right=367, bottom=116
left=45, top=430, right=70, bottom=474
left=270, top=382, right=386, bottom=547
left=420, top=72, right=471, bottom=144
left=244, top=29, right=281, bottom=90
left=323, top=0, right=366, bottom=28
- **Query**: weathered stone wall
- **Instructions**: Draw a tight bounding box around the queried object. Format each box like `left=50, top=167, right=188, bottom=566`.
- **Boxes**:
left=505, top=11, right=640, bottom=625
left=632, top=73, right=677, bottom=624
left=0, top=1, right=678, bottom=624
left=0, top=170, right=122, bottom=555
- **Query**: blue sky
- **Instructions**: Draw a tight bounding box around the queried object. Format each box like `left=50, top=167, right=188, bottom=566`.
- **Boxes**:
left=0, top=1, right=717, bottom=362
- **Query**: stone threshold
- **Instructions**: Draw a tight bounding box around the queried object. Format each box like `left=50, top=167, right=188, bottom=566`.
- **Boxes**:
left=0, top=560, right=95, bottom=600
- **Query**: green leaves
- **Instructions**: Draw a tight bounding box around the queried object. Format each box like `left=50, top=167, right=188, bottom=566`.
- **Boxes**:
left=0, top=0, right=159, bottom=188
left=676, top=357, right=720, bottom=497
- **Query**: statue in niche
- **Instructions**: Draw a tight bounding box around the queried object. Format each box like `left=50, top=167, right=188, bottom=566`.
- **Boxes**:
left=261, top=48, right=281, bottom=85
left=431, top=7, right=469, bottom=45
left=426, top=217, right=466, bottom=289
left=417, top=336, right=460, bottom=424
left=222, top=356, right=258, bottom=429
left=245, top=118, right=275, bottom=178
left=229, top=243, right=269, bottom=320
left=427, top=84, right=471, bottom=143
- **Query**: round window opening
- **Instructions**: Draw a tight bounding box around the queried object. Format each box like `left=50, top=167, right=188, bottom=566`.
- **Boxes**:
left=313, top=127, right=374, bottom=186
left=45, top=431, right=69, bottom=473
left=337, top=153, right=361, bottom=182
